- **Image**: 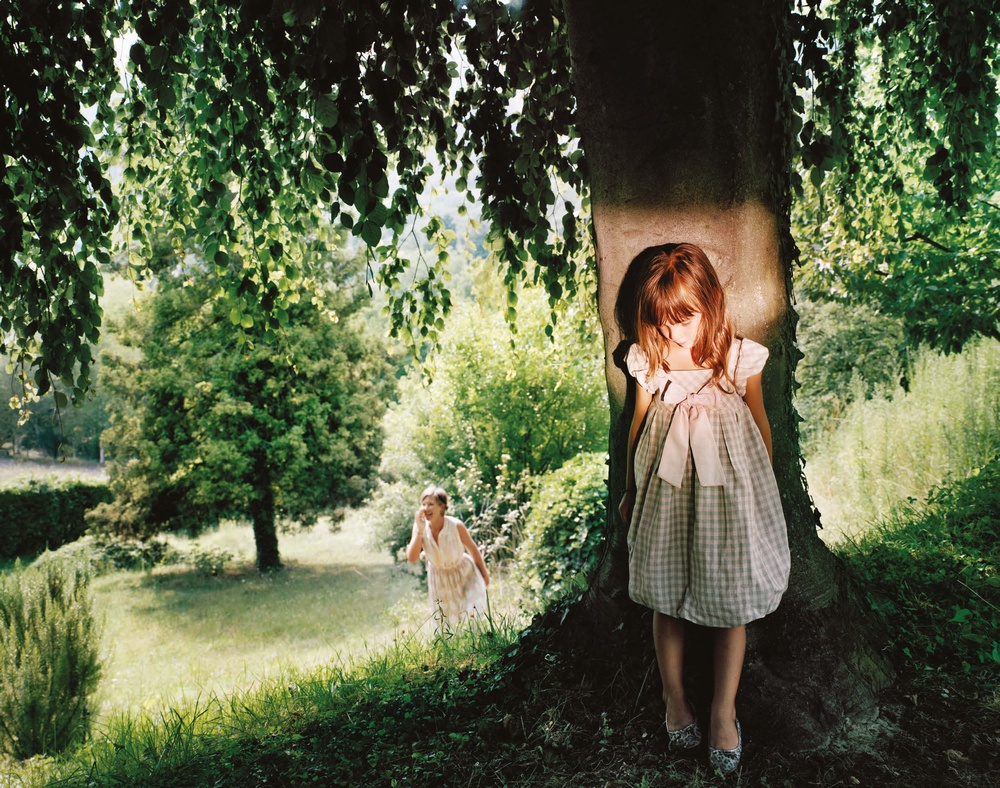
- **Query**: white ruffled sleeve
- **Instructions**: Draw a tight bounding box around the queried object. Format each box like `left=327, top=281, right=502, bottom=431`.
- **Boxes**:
left=732, top=338, right=769, bottom=395
left=625, top=343, right=667, bottom=395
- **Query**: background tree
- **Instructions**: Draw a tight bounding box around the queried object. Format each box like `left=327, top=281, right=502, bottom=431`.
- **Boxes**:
left=89, top=248, right=394, bottom=570
left=4, top=0, right=999, bottom=745
left=0, top=379, right=110, bottom=461
left=384, top=286, right=606, bottom=484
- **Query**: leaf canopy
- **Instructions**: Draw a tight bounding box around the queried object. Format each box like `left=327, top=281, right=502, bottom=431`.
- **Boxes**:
left=3, top=0, right=999, bottom=399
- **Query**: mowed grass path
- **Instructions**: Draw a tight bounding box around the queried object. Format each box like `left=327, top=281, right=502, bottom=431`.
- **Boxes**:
left=92, top=513, right=427, bottom=718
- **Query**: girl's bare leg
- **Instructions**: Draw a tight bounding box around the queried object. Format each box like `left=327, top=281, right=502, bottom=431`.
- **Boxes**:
left=653, top=612, right=696, bottom=729
left=710, top=625, right=745, bottom=749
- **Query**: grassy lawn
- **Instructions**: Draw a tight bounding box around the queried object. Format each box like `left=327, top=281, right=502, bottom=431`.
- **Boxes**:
left=0, top=455, right=108, bottom=486
left=0, top=456, right=528, bottom=727
left=92, top=514, right=432, bottom=717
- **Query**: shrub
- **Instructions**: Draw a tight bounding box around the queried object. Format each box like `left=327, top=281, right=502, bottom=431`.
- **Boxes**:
left=837, top=456, right=1000, bottom=675
left=187, top=546, right=234, bottom=576
left=513, top=452, right=609, bottom=605
left=32, top=536, right=182, bottom=576
left=0, top=558, right=103, bottom=758
left=373, top=287, right=607, bottom=563
left=0, top=479, right=112, bottom=559
left=451, top=454, right=535, bottom=565
left=381, top=290, right=608, bottom=498
left=96, top=536, right=181, bottom=572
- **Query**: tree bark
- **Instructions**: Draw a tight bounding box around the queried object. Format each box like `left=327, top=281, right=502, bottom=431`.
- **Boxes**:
left=558, top=0, right=893, bottom=748
left=251, top=454, right=283, bottom=572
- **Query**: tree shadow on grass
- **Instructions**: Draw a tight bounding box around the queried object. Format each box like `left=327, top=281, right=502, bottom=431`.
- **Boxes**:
left=123, top=560, right=421, bottom=648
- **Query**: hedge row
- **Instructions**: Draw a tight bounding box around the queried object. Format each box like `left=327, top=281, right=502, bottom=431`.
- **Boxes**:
left=0, top=480, right=112, bottom=559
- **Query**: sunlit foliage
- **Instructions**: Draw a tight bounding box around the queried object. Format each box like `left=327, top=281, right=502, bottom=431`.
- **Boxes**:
left=794, top=1, right=1000, bottom=351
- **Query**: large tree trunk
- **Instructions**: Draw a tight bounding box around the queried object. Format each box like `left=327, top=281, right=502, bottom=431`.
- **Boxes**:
left=558, top=0, right=893, bottom=748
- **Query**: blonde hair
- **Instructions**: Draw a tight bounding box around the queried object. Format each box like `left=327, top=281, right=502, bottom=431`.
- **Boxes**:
left=631, top=243, right=735, bottom=390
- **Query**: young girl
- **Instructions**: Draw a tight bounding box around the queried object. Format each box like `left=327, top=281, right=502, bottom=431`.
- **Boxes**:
left=618, top=243, right=790, bottom=774
left=406, top=486, right=490, bottom=629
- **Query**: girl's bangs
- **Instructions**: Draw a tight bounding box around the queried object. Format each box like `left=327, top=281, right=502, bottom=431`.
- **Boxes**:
left=651, top=279, right=699, bottom=325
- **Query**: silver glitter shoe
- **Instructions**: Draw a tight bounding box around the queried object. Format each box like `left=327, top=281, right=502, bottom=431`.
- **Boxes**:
left=666, top=704, right=702, bottom=752
left=708, top=719, right=742, bottom=774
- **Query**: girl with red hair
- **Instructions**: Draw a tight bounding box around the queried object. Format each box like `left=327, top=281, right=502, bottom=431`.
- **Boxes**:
left=618, top=243, right=790, bottom=774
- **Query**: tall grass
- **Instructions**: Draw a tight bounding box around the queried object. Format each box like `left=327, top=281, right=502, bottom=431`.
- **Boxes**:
left=804, top=338, right=1000, bottom=541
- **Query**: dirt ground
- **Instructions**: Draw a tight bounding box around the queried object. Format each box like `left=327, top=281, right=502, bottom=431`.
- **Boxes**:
left=452, top=662, right=1000, bottom=787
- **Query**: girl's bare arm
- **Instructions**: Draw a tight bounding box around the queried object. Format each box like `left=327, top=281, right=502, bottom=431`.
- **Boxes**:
left=742, top=372, right=773, bottom=463
left=619, top=384, right=653, bottom=524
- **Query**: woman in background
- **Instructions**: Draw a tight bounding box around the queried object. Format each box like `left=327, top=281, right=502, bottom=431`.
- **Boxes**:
left=406, top=486, right=490, bottom=628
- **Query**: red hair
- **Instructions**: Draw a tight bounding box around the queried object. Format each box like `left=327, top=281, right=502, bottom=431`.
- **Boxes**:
left=632, top=243, right=735, bottom=390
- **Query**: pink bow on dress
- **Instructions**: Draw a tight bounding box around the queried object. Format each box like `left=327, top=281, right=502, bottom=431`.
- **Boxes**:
left=655, top=385, right=726, bottom=487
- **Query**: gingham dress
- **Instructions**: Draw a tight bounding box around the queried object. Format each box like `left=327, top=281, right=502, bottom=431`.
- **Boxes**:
left=626, top=339, right=789, bottom=627
left=423, top=516, right=487, bottom=626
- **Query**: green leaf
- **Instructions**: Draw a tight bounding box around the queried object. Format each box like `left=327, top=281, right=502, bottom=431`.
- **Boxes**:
left=315, top=94, right=339, bottom=127
left=157, top=83, right=177, bottom=110
left=360, top=222, right=382, bottom=247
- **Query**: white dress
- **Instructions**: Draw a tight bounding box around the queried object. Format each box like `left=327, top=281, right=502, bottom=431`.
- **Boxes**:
left=625, top=338, right=790, bottom=627
left=423, top=516, right=488, bottom=626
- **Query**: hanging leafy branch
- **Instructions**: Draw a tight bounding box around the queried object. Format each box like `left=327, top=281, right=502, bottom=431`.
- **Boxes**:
left=793, top=0, right=1000, bottom=351
left=2, top=0, right=586, bottom=400
left=1, top=1, right=123, bottom=402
